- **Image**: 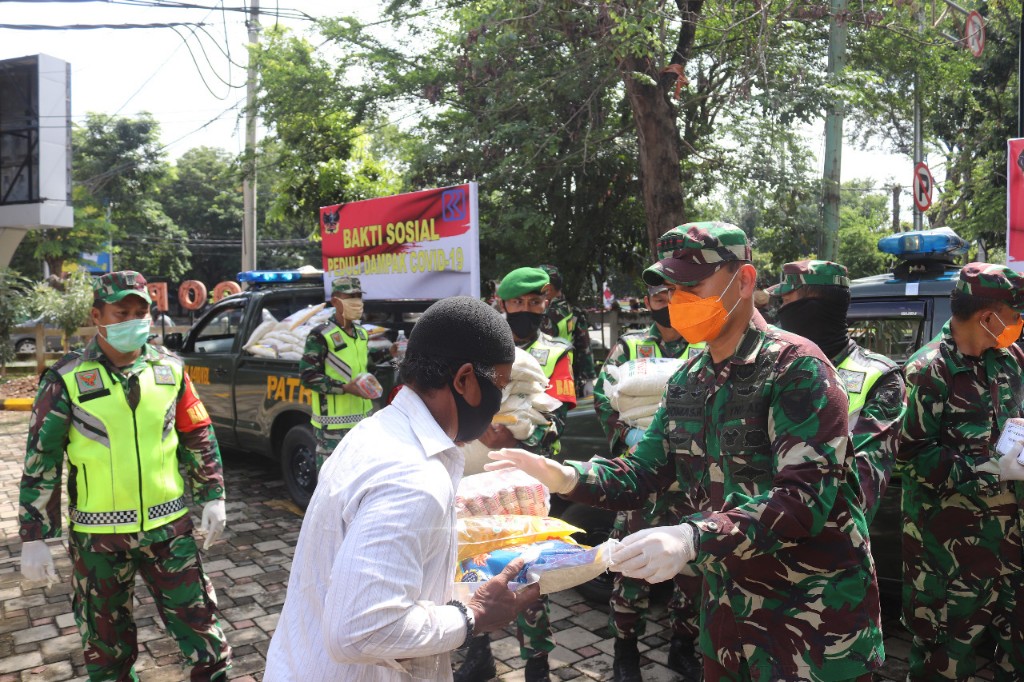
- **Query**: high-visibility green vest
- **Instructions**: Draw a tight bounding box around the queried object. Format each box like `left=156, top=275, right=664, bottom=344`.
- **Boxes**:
left=311, top=322, right=372, bottom=432
left=59, top=355, right=187, bottom=534
left=551, top=310, right=575, bottom=344
left=525, top=333, right=573, bottom=382
left=837, top=354, right=885, bottom=428
left=623, top=337, right=705, bottom=362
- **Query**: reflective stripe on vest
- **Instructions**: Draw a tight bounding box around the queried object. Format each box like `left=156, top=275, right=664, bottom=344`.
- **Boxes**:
left=60, top=357, right=187, bottom=534
left=311, top=323, right=372, bottom=431
left=623, top=337, right=705, bottom=362
left=525, top=333, right=572, bottom=378
left=837, top=355, right=885, bottom=429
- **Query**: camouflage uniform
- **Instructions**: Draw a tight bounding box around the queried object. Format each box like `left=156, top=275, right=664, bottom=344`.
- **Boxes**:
left=564, top=224, right=884, bottom=682
left=19, top=271, right=231, bottom=682
left=770, top=260, right=906, bottom=525
left=594, top=323, right=705, bottom=643
left=898, top=263, right=1024, bottom=680
left=299, top=276, right=371, bottom=468
left=539, top=265, right=596, bottom=394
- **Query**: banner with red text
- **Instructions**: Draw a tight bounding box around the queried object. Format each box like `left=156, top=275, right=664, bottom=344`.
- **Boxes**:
left=1007, top=139, right=1024, bottom=272
left=320, top=183, right=479, bottom=299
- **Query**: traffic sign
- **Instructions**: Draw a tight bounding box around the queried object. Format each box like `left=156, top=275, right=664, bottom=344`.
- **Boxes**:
left=965, top=10, right=985, bottom=58
left=914, top=162, right=934, bottom=212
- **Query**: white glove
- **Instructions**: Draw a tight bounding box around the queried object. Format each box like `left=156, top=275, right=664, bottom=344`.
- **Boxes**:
left=610, top=524, right=697, bottom=584
left=998, top=452, right=1024, bottom=481
left=200, top=500, right=227, bottom=550
left=485, top=448, right=579, bottom=494
left=20, top=540, right=57, bottom=583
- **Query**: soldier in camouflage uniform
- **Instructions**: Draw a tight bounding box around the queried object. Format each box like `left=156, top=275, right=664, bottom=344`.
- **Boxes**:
left=898, top=262, right=1024, bottom=680
left=299, top=275, right=375, bottom=469
left=459, top=267, right=576, bottom=682
left=594, top=283, right=705, bottom=681
left=17, top=271, right=231, bottom=682
left=491, top=223, right=884, bottom=682
left=539, top=264, right=596, bottom=396
left=770, top=260, right=906, bottom=525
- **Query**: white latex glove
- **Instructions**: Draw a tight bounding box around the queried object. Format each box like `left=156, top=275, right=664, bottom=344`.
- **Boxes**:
left=485, top=448, right=578, bottom=494
left=201, top=499, right=227, bottom=550
left=20, top=540, right=57, bottom=583
left=998, top=452, right=1024, bottom=481
left=610, top=524, right=697, bottom=584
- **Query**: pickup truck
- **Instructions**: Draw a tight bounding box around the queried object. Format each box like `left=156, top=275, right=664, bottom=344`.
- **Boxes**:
left=163, top=277, right=431, bottom=507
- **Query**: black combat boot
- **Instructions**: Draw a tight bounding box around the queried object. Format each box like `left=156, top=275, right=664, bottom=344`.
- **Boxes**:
left=453, top=634, right=496, bottom=682
left=612, top=637, right=643, bottom=682
left=666, top=634, right=703, bottom=682
left=523, top=653, right=550, bottom=682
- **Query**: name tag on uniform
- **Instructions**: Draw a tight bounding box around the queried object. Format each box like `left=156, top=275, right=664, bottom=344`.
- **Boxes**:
left=330, top=330, right=344, bottom=347
left=153, top=365, right=176, bottom=385
left=530, top=348, right=550, bottom=365
left=838, top=368, right=866, bottom=394
left=75, top=369, right=105, bottom=394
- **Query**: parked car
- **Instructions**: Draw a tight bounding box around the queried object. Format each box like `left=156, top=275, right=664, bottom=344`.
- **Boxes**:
left=10, top=316, right=64, bottom=355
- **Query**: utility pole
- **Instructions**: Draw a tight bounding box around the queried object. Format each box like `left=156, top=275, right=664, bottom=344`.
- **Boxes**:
left=912, top=4, right=924, bottom=231
left=241, top=0, right=259, bottom=272
left=821, top=0, right=848, bottom=262
left=891, top=185, right=900, bottom=232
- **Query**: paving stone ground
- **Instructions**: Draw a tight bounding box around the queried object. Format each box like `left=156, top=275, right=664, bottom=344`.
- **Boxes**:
left=0, top=410, right=999, bottom=681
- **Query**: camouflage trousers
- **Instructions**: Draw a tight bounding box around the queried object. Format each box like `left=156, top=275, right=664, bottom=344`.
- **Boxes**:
left=69, top=531, right=231, bottom=681
left=703, top=656, right=872, bottom=682
left=609, top=502, right=700, bottom=642
left=314, top=427, right=348, bottom=470
left=515, top=596, right=554, bottom=660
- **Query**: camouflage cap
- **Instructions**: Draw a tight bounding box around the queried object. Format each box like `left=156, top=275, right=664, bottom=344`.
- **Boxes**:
left=92, top=270, right=152, bottom=305
left=331, top=276, right=362, bottom=295
left=766, top=259, right=850, bottom=296
left=954, top=262, right=1024, bottom=312
left=642, top=221, right=751, bottom=286
left=539, top=264, right=563, bottom=289
left=497, top=267, right=550, bottom=300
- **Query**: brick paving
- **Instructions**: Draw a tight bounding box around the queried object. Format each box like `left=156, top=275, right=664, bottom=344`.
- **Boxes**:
left=0, top=410, right=999, bottom=681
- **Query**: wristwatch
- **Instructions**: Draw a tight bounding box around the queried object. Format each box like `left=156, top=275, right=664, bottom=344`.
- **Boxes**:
left=447, top=599, right=475, bottom=647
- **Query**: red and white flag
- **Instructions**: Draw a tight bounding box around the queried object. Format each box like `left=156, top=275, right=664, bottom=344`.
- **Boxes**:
left=602, top=281, right=616, bottom=310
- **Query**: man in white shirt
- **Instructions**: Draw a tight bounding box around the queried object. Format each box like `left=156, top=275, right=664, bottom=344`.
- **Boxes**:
left=266, top=296, right=541, bottom=681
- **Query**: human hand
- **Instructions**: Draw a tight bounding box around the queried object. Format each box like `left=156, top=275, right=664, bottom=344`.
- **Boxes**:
left=477, top=424, right=518, bottom=449
left=998, top=451, right=1024, bottom=481
left=467, top=559, right=542, bottom=633
left=484, top=448, right=578, bottom=494
left=20, top=540, right=57, bottom=583
left=611, top=524, right=697, bottom=583
left=200, top=499, right=227, bottom=550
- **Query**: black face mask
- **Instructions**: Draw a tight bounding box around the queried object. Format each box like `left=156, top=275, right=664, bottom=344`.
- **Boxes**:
left=451, top=371, right=504, bottom=442
left=506, top=311, right=545, bottom=339
left=650, top=305, right=672, bottom=328
left=777, top=297, right=850, bottom=359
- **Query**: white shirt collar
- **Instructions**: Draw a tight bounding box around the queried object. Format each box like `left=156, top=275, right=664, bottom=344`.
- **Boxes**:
left=390, top=385, right=458, bottom=458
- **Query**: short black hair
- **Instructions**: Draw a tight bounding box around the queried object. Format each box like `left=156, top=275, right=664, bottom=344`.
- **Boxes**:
left=796, top=284, right=850, bottom=310
left=399, top=354, right=497, bottom=390
left=950, top=288, right=1003, bottom=321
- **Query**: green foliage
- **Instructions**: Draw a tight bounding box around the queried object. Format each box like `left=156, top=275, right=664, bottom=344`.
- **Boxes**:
left=0, top=268, right=32, bottom=370
left=31, top=271, right=94, bottom=351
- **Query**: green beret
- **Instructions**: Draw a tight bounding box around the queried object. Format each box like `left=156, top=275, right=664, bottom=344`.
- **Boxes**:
left=497, top=267, right=550, bottom=300
left=642, top=221, right=751, bottom=286
left=955, top=262, right=1024, bottom=312
left=767, top=260, right=850, bottom=296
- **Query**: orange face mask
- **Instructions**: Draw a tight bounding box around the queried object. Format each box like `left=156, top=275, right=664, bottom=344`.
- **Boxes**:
left=983, top=312, right=1024, bottom=349
left=667, top=268, right=741, bottom=344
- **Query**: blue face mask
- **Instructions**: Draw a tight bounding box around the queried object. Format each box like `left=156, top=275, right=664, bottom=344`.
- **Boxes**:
left=102, top=318, right=151, bottom=353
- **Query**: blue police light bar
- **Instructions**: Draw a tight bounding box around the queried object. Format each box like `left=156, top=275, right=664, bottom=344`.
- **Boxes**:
left=237, top=270, right=303, bottom=283
left=877, top=227, right=969, bottom=258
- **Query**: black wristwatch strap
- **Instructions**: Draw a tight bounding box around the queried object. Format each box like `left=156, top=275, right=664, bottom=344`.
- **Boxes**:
left=447, top=599, right=475, bottom=647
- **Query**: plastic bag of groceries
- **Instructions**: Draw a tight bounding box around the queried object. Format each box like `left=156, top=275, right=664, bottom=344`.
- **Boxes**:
left=456, top=468, right=550, bottom=518
left=455, top=538, right=619, bottom=596
left=456, top=515, right=581, bottom=562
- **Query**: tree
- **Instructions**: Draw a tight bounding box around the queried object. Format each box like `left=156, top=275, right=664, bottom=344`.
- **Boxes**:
left=0, top=268, right=31, bottom=375
left=31, top=270, right=93, bottom=352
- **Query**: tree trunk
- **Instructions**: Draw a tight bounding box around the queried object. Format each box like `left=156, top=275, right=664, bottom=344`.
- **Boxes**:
left=622, top=57, right=687, bottom=258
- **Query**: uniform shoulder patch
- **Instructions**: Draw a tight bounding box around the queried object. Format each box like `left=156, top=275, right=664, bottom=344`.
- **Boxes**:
left=75, top=369, right=104, bottom=394
left=530, top=347, right=551, bottom=365
left=637, top=345, right=655, bottom=358
left=838, top=368, right=866, bottom=394
left=152, top=364, right=176, bottom=385
left=329, top=330, right=344, bottom=347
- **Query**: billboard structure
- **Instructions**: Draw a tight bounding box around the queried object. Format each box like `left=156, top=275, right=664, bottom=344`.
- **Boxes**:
left=320, top=183, right=480, bottom=300
left=0, top=53, right=73, bottom=266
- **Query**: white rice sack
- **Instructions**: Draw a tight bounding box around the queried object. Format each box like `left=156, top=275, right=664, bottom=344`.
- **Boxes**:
left=281, top=303, right=326, bottom=330
left=248, top=344, right=278, bottom=359
left=531, top=392, right=562, bottom=414
left=614, top=392, right=662, bottom=415
left=614, top=358, right=684, bottom=397
left=309, top=307, right=334, bottom=325
left=632, top=415, right=655, bottom=429
left=505, top=379, right=547, bottom=397
left=618, top=403, right=660, bottom=422
left=507, top=421, right=535, bottom=440
left=502, top=393, right=534, bottom=413
left=278, top=351, right=302, bottom=361
left=244, top=309, right=278, bottom=350
left=460, top=440, right=494, bottom=478
left=511, top=347, right=549, bottom=385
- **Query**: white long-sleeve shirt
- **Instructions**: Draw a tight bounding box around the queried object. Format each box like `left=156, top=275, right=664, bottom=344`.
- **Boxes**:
left=265, top=387, right=467, bottom=681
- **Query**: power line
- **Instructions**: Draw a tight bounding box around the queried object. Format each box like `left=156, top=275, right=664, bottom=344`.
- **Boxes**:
left=0, top=21, right=209, bottom=29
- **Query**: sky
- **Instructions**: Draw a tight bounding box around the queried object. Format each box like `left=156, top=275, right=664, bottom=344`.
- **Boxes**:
left=2, top=1, right=919, bottom=217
